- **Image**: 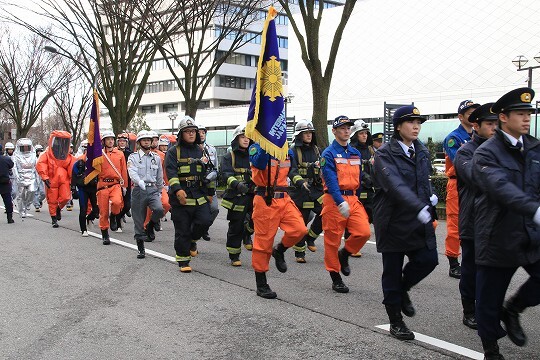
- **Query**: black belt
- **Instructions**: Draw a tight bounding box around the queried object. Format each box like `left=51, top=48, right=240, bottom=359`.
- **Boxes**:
left=325, top=189, right=355, bottom=196
left=102, top=178, right=117, bottom=183
left=449, top=176, right=457, bottom=179
left=255, top=191, right=286, bottom=199
left=255, top=186, right=291, bottom=192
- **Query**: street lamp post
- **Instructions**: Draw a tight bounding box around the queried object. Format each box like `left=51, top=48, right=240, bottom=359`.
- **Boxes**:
left=169, top=112, right=178, bottom=134
left=512, top=53, right=540, bottom=88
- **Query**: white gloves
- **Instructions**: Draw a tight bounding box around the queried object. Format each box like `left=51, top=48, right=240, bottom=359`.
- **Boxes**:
left=138, top=180, right=146, bottom=190
left=122, top=187, right=127, bottom=196
left=338, top=201, right=350, bottom=218
left=430, top=194, right=438, bottom=207
left=417, top=205, right=432, bottom=224
left=534, top=207, right=540, bottom=226
left=205, top=171, right=217, bottom=182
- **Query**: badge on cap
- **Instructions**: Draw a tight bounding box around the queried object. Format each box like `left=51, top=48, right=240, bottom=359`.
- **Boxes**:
left=413, top=108, right=420, bottom=115
left=521, top=92, right=532, bottom=103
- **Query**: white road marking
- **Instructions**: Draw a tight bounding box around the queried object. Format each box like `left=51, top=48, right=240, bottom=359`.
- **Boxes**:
left=375, top=324, right=483, bottom=360
left=87, top=231, right=177, bottom=263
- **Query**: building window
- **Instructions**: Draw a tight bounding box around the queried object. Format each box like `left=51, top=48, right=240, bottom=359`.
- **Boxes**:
left=141, top=105, right=156, bottom=114
left=162, top=103, right=178, bottom=113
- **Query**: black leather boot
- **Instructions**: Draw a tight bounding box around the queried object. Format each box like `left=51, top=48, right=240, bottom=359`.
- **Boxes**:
left=145, top=220, right=155, bottom=241
left=272, top=242, right=288, bottom=273
left=255, top=272, right=277, bottom=299
left=51, top=216, right=59, bottom=228
left=338, top=248, right=351, bottom=276
left=154, top=219, right=161, bottom=232
left=330, top=271, right=349, bottom=293
left=109, top=214, right=118, bottom=231
left=136, top=239, right=145, bottom=259
left=461, top=297, right=477, bottom=329
left=401, top=291, right=416, bottom=317
left=56, top=206, right=62, bottom=221
left=115, top=214, right=123, bottom=232
left=502, top=295, right=527, bottom=346
left=481, top=338, right=505, bottom=360
left=101, top=229, right=110, bottom=245
left=448, top=256, right=461, bottom=278
left=7, top=212, right=14, bottom=224
left=385, top=304, right=415, bottom=340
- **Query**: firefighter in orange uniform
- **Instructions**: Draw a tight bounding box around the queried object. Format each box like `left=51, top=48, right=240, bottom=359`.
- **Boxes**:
left=443, top=100, right=480, bottom=279
left=97, top=130, right=128, bottom=245
left=36, top=130, right=76, bottom=228
left=143, top=131, right=171, bottom=241
left=320, top=116, right=371, bottom=293
left=249, top=142, right=308, bottom=299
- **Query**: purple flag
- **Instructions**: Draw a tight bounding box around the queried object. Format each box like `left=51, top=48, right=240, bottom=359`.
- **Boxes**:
left=84, top=89, right=103, bottom=184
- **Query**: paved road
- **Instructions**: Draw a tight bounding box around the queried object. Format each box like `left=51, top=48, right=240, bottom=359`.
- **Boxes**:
left=1, top=202, right=538, bottom=359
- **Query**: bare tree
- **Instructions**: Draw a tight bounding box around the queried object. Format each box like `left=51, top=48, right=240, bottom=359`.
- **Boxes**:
left=1, top=0, right=165, bottom=134
left=0, top=28, right=72, bottom=138
left=277, top=0, right=356, bottom=147
left=151, top=0, right=265, bottom=118
left=52, top=74, right=93, bottom=148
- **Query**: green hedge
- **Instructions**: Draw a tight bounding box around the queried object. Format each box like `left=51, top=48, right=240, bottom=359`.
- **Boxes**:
left=431, top=175, right=448, bottom=202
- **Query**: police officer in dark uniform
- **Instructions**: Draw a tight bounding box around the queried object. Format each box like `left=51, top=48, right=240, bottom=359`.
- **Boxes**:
left=166, top=116, right=214, bottom=273
left=372, top=105, right=439, bottom=341
left=454, top=103, right=498, bottom=330
left=220, top=125, right=254, bottom=266
left=472, top=88, right=540, bottom=360
left=288, top=120, right=324, bottom=263
left=372, top=132, right=384, bottom=150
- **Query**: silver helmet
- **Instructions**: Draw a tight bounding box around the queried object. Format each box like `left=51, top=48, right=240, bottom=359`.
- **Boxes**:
left=177, top=116, right=198, bottom=132
left=293, top=120, right=315, bottom=138
left=351, top=119, right=369, bottom=135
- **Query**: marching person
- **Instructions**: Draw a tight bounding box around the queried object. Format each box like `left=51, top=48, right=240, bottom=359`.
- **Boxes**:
left=36, top=130, right=75, bottom=228
left=372, top=132, right=384, bottom=150
left=472, top=88, right=540, bottom=359
left=288, top=120, right=324, bottom=263
left=166, top=116, right=214, bottom=272
left=220, top=124, right=254, bottom=266
left=33, top=144, right=45, bottom=212
left=443, top=100, right=480, bottom=279
left=116, top=132, right=132, bottom=222
left=348, top=119, right=376, bottom=257
left=71, top=140, right=99, bottom=236
left=12, top=138, right=37, bottom=219
left=128, top=130, right=164, bottom=259
left=4, top=142, right=17, bottom=201
left=249, top=140, right=308, bottom=299
left=143, top=131, right=170, bottom=240
left=198, top=125, right=219, bottom=241
left=97, top=131, right=128, bottom=244
left=372, top=106, right=438, bottom=341
left=453, top=103, right=498, bottom=330
left=0, top=144, right=15, bottom=223
left=320, top=115, right=371, bottom=293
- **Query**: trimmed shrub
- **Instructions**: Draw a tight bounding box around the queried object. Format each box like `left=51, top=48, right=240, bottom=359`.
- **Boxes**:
left=431, top=175, right=448, bottom=202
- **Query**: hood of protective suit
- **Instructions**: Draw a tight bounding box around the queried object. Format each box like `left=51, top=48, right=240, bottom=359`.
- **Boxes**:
left=47, top=130, right=72, bottom=160
left=14, top=138, right=36, bottom=164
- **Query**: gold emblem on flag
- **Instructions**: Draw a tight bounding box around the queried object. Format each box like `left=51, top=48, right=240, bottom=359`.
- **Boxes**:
left=261, top=56, right=283, bottom=102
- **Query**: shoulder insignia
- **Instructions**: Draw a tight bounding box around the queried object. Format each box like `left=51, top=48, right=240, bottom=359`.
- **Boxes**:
left=448, top=138, right=456, bottom=147
left=249, top=147, right=257, bottom=155
left=320, top=158, right=326, bottom=167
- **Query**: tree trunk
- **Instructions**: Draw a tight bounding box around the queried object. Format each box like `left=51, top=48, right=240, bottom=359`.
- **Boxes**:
left=311, top=77, right=330, bottom=148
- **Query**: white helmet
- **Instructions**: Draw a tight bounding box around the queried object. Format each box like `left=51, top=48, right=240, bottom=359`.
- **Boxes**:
left=293, top=120, right=315, bottom=137
left=158, top=135, right=170, bottom=146
left=136, top=130, right=153, bottom=142
left=177, top=116, right=198, bottom=132
left=16, top=138, right=33, bottom=153
left=100, top=130, right=115, bottom=141
left=148, top=130, right=159, bottom=139
left=232, top=124, right=246, bottom=140
left=5, top=142, right=14, bottom=150
left=35, top=144, right=44, bottom=151
left=198, top=124, right=207, bottom=132
left=351, top=120, right=369, bottom=135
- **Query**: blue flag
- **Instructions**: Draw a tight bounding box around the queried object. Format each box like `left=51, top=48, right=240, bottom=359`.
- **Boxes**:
left=84, top=89, right=103, bottom=184
left=245, top=6, right=288, bottom=160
